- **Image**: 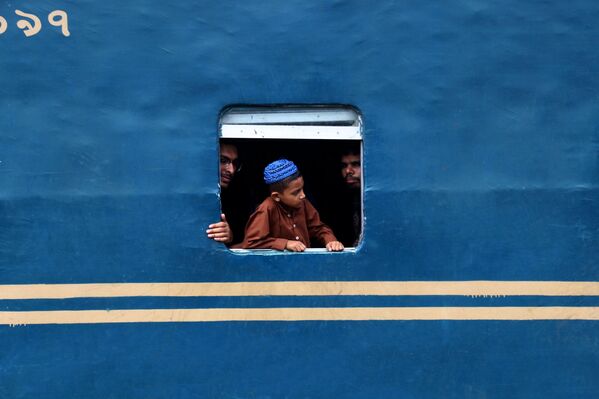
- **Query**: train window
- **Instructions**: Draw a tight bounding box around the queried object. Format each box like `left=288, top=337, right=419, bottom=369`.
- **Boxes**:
left=218, top=106, right=363, bottom=253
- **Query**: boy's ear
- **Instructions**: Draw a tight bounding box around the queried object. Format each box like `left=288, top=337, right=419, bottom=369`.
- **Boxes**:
left=270, top=192, right=281, bottom=202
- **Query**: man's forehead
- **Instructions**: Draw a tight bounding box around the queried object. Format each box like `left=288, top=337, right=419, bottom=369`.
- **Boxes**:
left=220, top=144, right=238, bottom=158
left=341, top=154, right=360, bottom=161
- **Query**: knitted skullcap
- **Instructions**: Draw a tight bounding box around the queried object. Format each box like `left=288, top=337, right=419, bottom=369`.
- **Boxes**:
left=264, top=159, right=298, bottom=184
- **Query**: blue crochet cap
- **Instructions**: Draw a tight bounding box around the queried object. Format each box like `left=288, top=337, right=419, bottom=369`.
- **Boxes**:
left=264, top=159, right=298, bottom=184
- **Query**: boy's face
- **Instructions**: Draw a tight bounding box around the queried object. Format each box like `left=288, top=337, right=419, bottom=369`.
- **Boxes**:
left=273, top=177, right=306, bottom=209
left=341, top=154, right=361, bottom=189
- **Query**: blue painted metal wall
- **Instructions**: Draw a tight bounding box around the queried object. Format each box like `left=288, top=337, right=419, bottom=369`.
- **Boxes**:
left=1, top=0, right=598, bottom=397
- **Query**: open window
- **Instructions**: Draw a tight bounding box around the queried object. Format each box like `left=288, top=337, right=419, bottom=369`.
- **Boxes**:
left=218, top=105, right=363, bottom=253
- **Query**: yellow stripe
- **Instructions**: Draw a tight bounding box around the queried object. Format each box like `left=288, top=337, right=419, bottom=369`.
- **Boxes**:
left=2, top=281, right=599, bottom=299
left=2, top=307, right=599, bottom=325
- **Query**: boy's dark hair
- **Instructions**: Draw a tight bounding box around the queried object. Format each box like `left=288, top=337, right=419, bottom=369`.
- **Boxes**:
left=269, top=171, right=302, bottom=193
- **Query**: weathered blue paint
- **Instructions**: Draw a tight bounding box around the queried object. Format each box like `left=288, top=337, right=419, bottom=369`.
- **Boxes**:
left=1, top=0, right=598, bottom=397
left=2, top=322, right=597, bottom=398
left=3, top=295, right=599, bottom=313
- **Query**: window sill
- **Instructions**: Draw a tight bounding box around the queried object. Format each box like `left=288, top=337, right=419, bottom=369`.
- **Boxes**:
left=228, top=247, right=358, bottom=255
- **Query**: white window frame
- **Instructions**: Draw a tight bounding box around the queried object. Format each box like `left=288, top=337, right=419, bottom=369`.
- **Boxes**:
left=220, top=106, right=362, bottom=140
left=219, top=105, right=363, bottom=253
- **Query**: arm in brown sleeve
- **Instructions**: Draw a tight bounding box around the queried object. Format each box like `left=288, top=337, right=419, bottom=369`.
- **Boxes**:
left=305, top=200, right=338, bottom=246
left=241, top=207, right=288, bottom=251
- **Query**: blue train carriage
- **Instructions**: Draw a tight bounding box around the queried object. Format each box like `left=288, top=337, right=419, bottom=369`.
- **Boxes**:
left=1, top=1, right=598, bottom=397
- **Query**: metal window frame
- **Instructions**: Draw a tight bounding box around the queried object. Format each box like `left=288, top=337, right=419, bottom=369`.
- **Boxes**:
left=219, top=105, right=364, bottom=253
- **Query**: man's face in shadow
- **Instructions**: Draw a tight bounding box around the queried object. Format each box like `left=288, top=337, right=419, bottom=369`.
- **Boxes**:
left=341, top=154, right=361, bottom=190
left=219, top=144, right=239, bottom=189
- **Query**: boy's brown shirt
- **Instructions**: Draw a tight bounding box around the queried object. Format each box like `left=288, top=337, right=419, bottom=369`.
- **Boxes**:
left=238, top=197, right=337, bottom=250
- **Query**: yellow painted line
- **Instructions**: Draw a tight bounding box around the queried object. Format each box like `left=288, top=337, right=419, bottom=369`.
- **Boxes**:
left=2, top=307, right=599, bottom=325
left=2, top=281, right=599, bottom=300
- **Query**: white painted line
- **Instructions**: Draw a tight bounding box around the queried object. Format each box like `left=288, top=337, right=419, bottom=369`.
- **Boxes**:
left=2, top=281, right=599, bottom=300
left=2, top=307, right=599, bottom=325
left=220, top=124, right=362, bottom=139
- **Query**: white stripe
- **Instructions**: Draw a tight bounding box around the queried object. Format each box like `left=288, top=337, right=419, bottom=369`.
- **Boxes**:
left=2, top=281, right=599, bottom=300
left=2, top=307, right=599, bottom=325
left=220, top=124, right=361, bottom=139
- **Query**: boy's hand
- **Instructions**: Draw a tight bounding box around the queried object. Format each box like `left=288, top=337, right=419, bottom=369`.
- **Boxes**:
left=285, top=240, right=306, bottom=252
left=326, top=241, right=344, bottom=252
left=206, top=213, right=233, bottom=244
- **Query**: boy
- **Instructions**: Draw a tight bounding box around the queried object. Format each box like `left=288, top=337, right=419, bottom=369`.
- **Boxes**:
left=239, top=159, right=344, bottom=252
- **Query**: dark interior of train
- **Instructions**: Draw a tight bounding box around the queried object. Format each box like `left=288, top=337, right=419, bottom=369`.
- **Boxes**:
left=219, top=138, right=362, bottom=247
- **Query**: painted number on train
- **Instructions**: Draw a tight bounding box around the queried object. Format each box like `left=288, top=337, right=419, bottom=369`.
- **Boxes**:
left=0, top=10, right=69, bottom=37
